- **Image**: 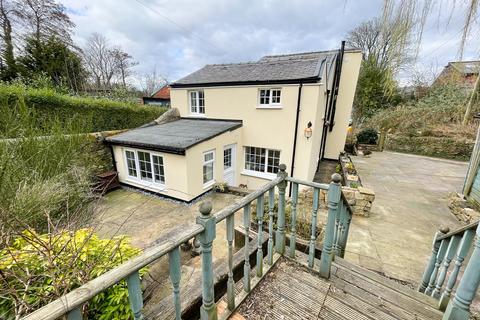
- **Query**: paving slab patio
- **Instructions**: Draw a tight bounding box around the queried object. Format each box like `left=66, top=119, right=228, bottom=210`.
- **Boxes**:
left=345, top=151, right=468, bottom=284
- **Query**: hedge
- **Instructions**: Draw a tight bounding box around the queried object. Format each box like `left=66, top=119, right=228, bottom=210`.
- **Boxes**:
left=0, top=84, right=166, bottom=134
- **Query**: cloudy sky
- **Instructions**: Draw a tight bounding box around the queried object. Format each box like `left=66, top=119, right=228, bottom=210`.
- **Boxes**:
left=62, top=0, right=478, bottom=86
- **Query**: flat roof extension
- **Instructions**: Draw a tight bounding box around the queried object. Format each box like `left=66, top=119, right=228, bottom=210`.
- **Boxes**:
left=106, top=118, right=242, bottom=155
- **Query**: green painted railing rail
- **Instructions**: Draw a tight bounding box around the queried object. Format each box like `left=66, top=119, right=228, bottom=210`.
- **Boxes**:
left=21, top=164, right=354, bottom=320
left=418, top=220, right=480, bottom=320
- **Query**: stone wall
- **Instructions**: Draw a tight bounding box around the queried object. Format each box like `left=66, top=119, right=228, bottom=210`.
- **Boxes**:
left=448, top=192, right=480, bottom=223
left=385, top=134, right=474, bottom=161
left=341, top=186, right=375, bottom=217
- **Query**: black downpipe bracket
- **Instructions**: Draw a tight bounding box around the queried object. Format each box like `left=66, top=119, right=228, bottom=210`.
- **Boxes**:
left=290, top=82, right=303, bottom=196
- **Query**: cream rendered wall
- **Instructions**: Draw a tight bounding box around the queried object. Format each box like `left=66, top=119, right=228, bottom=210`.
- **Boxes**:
left=324, top=51, right=362, bottom=159
left=185, top=127, right=242, bottom=198
left=112, top=145, right=190, bottom=201
left=171, top=85, right=302, bottom=190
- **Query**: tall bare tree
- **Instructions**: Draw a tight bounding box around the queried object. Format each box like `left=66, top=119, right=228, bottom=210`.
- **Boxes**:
left=139, top=66, right=168, bottom=96
left=82, top=33, right=137, bottom=90
left=17, top=0, right=74, bottom=43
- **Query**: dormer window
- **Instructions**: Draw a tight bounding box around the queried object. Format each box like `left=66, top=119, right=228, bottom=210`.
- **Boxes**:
left=190, top=90, right=205, bottom=115
left=258, top=88, right=281, bottom=108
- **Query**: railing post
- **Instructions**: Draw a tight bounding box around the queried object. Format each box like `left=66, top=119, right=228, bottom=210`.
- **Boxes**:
left=267, top=188, right=275, bottom=265
left=418, top=227, right=449, bottom=293
left=425, top=238, right=450, bottom=295
left=256, top=195, right=264, bottom=277
left=196, top=201, right=218, bottom=320
left=444, top=224, right=480, bottom=320
left=126, top=271, right=144, bottom=320
left=169, top=247, right=182, bottom=320
left=243, top=203, right=251, bottom=293
left=319, top=173, right=341, bottom=279
left=432, top=235, right=461, bottom=299
left=338, top=199, right=353, bottom=259
left=289, top=182, right=299, bottom=259
left=308, top=188, right=320, bottom=268
left=439, top=229, right=475, bottom=311
left=226, top=214, right=235, bottom=311
left=275, top=164, right=288, bottom=255
left=333, top=200, right=343, bottom=257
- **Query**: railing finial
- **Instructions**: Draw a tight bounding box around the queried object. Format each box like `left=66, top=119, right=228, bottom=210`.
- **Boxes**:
left=440, top=226, right=450, bottom=234
left=199, top=201, right=213, bottom=216
left=331, top=173, right=341, bottom=184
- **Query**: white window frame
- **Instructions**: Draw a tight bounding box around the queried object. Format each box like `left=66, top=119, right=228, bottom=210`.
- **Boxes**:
left=189, top=90, right=205, bottom=116
left=202, top=150, right=215, bottom=188
left=257, top=88, right=282, bottom=109
left=242, top=146, right=281, bottom=180
left=123, top=148, right=166, bottom=188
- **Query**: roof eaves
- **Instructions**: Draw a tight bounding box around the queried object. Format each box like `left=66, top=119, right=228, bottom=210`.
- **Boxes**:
left=170, top=77, right=320, bottom=88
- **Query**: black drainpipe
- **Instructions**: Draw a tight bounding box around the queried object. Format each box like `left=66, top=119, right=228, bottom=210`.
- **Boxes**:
left=290, top=82, right=303, bottom=196
left=319, top=41, right=345, bottom=162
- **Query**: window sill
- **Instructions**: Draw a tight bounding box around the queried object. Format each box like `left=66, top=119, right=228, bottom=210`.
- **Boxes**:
left=188, top=113, right=207, bottom=118
left=241, top=170, right=277, bottom=180
left=203, top=180, right=215, bottom=189
left=125, top=177, right=166, bottom=191
left=256, top=105, right=283, bottom=109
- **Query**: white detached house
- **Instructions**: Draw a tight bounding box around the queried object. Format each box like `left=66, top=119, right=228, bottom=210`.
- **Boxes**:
left=106, top=46, right=362, bottom=202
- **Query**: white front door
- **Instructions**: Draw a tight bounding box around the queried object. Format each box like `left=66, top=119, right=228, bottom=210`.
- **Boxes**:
left=223, top=144, right=236, bottom=186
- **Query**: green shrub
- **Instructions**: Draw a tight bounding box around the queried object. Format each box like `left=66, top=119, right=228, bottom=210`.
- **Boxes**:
left=0, top=99, right=112, bottom=232
left=356, top=128, right=378, bottom=144
left=0, top=83, right=166, bottom=137
left=0, top=228, right=146, bottom=319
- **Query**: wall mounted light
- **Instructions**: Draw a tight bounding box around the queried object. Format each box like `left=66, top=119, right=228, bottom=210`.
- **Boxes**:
left=304, top=121, right=313, bottom=139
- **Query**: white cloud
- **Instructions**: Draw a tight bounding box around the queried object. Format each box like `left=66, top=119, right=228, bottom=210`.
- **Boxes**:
left=62, top=0, right=478, bottom=85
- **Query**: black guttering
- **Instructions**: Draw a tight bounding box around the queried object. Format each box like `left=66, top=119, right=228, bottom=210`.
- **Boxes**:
left=104, top=120, right=243, bottom=155
left=290, top=82, right=303, bottom=196
left=170, top=77, right=320, bottom=88
left=328, top=41, right=345, bottom=132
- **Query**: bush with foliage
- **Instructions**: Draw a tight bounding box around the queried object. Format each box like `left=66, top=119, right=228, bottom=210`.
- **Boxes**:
left=0, top=228, right=146, bottom=319
left=0, top=83, right=166, bottom=136
left=0, top=99, right=111, bottom=232
left=356, top=128, right=378, bottom=144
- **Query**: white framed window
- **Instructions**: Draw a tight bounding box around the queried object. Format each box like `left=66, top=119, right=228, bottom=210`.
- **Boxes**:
left=125, top=150, right=137, bottom=177
left=244, top=146, right=281, bottom=176
left=224, top=148, right=232, bottom=169
left=203, top=150, right=215, bottom=187
left=124, top=149, right=165, bottom=186
left=258, top=88, right=281, bottom=107
left=190, top=90, right=205, bottom=114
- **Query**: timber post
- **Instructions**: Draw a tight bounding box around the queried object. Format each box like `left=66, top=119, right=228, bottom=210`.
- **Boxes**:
left=418, top=226, right=449, bottom=293
left=276, top=164, right=288, bottom=254
left=196, top=201, right=218, bottom=320
left=319, top=173, right=341, bottom=279
left=444, top=223, right=480, bottom=320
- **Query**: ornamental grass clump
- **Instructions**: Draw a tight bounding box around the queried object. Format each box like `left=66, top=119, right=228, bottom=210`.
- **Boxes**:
left=0, top=228, right=146, bottom=319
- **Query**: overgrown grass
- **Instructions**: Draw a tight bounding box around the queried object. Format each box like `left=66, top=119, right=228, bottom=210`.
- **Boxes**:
left=365, top=84, right=479, bottom=139
left=0, top=83, right=166, bottom=137
left=0, top=97, right=111, bottom=234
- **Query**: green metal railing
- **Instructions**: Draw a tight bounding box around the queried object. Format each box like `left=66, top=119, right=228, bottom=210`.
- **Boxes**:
left=21, top=164, right=354, bottom=320
left=418, top=220, right=480, bottom=320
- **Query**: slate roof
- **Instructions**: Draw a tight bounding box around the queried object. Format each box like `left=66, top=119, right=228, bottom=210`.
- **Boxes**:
left=105, top=119, right=242, bottom=155
left=449, top=61, right=480, bottom=74
left=171, top=49, right=359, bottom=87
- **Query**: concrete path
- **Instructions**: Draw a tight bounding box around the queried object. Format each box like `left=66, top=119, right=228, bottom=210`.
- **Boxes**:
left=345, top=151, right=468, bottom=284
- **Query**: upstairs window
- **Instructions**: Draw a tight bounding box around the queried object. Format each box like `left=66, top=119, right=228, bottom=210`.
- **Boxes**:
left=259, top=89, right=281, bottom=107
left=190, top=90, right=205, bottom=114
left=245, top=146, right=281, bottom=174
